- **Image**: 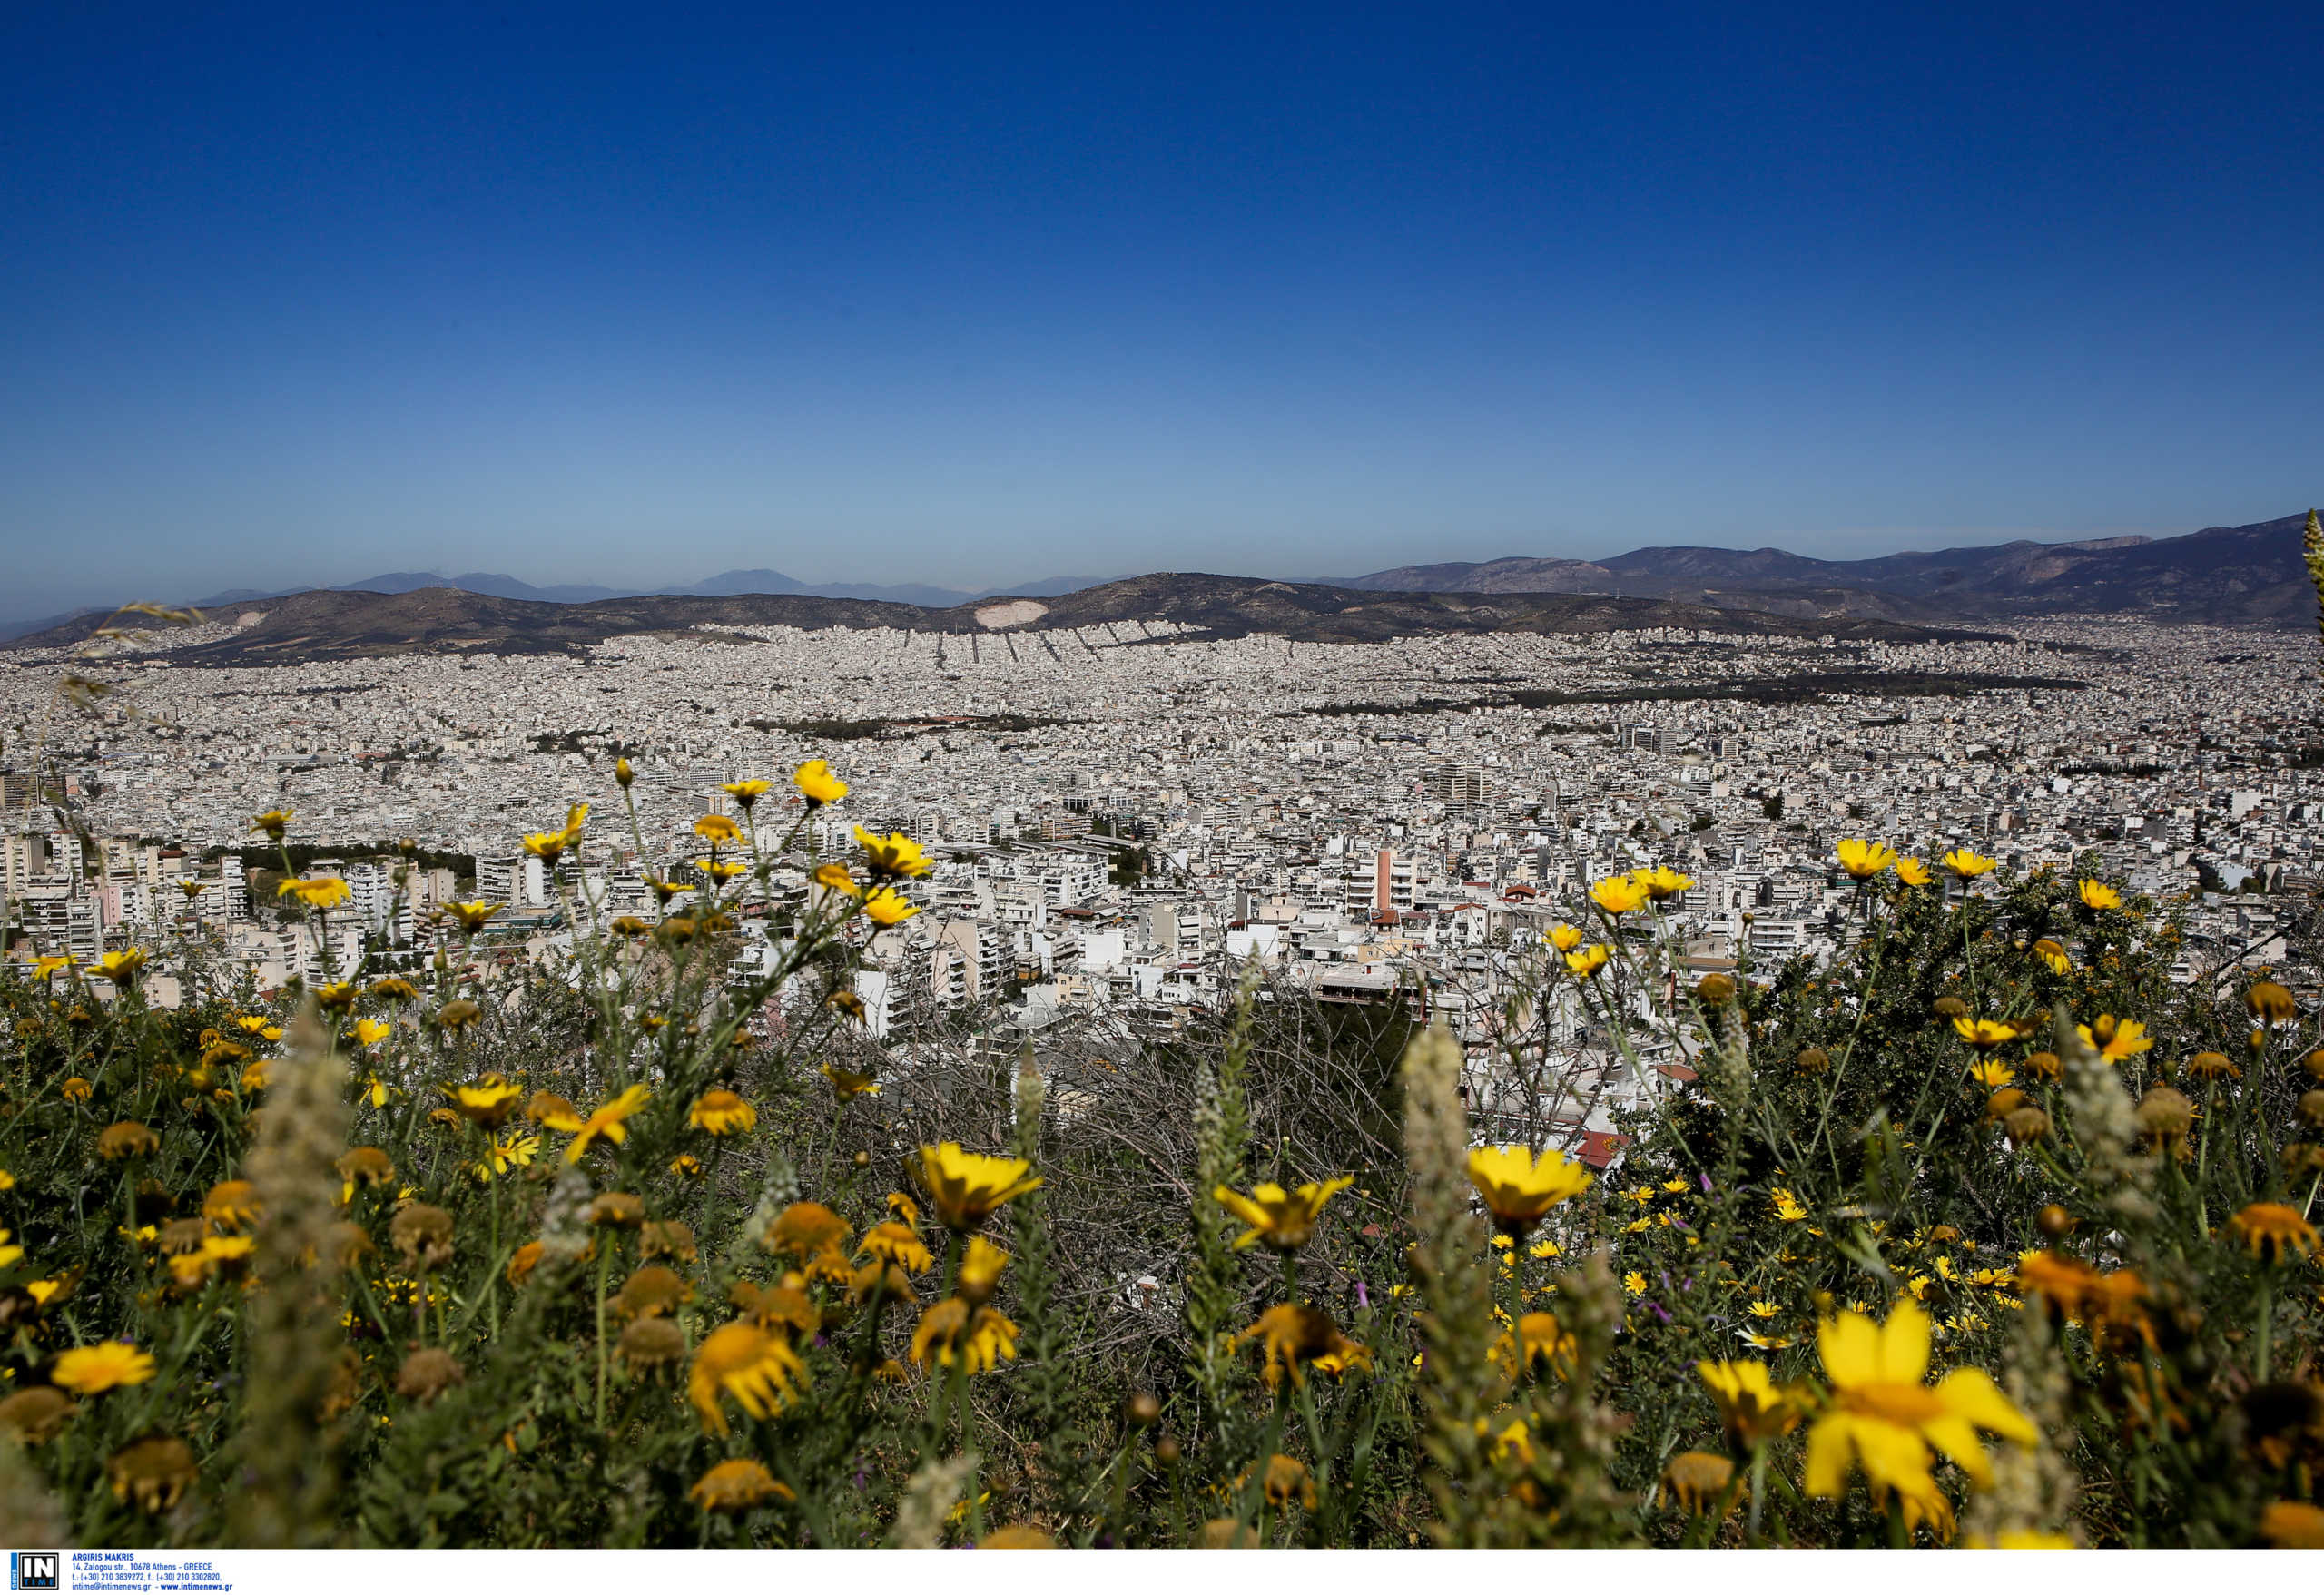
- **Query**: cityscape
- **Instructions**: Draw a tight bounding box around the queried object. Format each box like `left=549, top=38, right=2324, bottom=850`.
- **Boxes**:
left=6, top=588, right=2319, bottom=1147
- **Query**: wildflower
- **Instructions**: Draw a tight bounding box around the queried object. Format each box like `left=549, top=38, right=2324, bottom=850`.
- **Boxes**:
left=251, top=809, right=294, bottom=840
left=350, top=1018, right=394, bottom=1049
left=1624, top=1271, right=1648, bottom=1295
left=693, top=814, right=742, bottom=850
left=310, top=980, right=359, bottom=1014
left=1794, top=1048, right=1830, bottom=1077
left=563, top=1084, right=651, bottom=1162
left=2248, top=981, right=2298, bottom=1024
left=614, top=756, right=635, bottom=787
left=1836, top=839, right=1897, bottom=881
left=0, top=1387, right=77, bottom=1445
left=912, top=1143, right=1042, bottom=1231
left=1894, top=858, right=1933, bottom=888
left=721, top=778, right=772, bottom=812
left=1212, top=1176, right=1354, bottom=1252
left=1541, top=922, right=1585, bottom=955
left=956, top=1236, right=1010, bottom=1307
left=2077, top=879, right=2122, bottom=911
left=53, top=1342, right=157, bottom=1395
left=203, top=1180, right=260, bottom=1229
left=862, top=886, right=919, bottom=925
left=1466, top=1146, right=1591, bottom=1236
left=2226, top=1202, right=2319, bottom=1265
left=2032, top=938, right=2071, bottom=976
left=2261, top=1501, right=2324, bottom=1550
left=619, top=1316, right=687, bottom=1375
left=448, top=1074, right=523, bottom=1127
left=613, top=1265, right=694, bottom=1321
left=1803, top=1300, right=2034, bottom=1504
left=793, top=759, right=848, bottom=807
left=2076, top=1015, right=2152, bottom=1064
left=389, top=1204, right=456, bottom=1273
left=1665, top=1451, right=1735, bottom=1513
left=526, top=1091, right=580, bottom=1127
left=1699, top=1359, right=1800, bottom=1447
left=698, top=857, right=748, bottom=884
left=1941, top=849, right=1995, bottom=880
left=1696, top=972, right=1736, bottom=1005
left=1590, top=874, right=1649, bottom=915
left=96, top=1122, right=159, bottom=1160
left=2135, top=1086, right=2196, bottom=1152
left=812, top=862, right=862, bottom=900
left=445, top=901, right=501, bottom=931
left=588, top=1192, right=646, bottom=1227
left=1953, top=1018, right=2020, bottom=1052
left=1771, top=1188, right=1808, bottom=1222
left=0, top=1229, right=19, bottom=1270
left=669, top=1153, right=704, bottom=1178
left=980, top=1526, right=1055, bottom=1548
left=858, top=1222, right=935, bottom=1275
left=324, top=1222, right=372, bottom=1269
left=2004, top=1107, right=2052, bottom=1145
left=911, top=1298, right=1019, bottom=1374
left=1513, top=1311, right=1575, bottom=1375
left=96, top=948, right=146, bottom=984
left=634, top=1220, right=695, bottom=1266
left=822, top=1062, right=879, bottom=1099
left=2184, top=1050, right=2240, bottom=1083
left=855, top=826, right=931, bottom=880
left=688, top=1089, right=757, bottom=1136
left=507, top=1242, right=547, bottom=1286
left=1231, top=1303, right=1363, bottom=1389
left=1263, top=1453, right=1317, bottom=1512
left=692, top=1457, right=792, bottom=1513
left=2024, top=1049, right=2063, bottom=1082
left=1634, top=865, right=1695, bottom=901
left=277, top=876, right=350, bottom=910
left=434, top=999, right=483, bottom=1033
left=520, top=829, right=569, bottom=863
left=766, top=1202, right=852, bottom=1267
left=1565, top=944, right=1610, bottom=978
left=1968, top=1060, right=2016, bottom=1091
left=108, top=1436, right=198, bottom=1514
left=395, top=1347, right=466, bottom=1404
left=688, top=1323, right=806, bottom=1434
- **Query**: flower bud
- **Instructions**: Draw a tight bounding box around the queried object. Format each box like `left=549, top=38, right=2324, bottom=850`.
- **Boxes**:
left=1124, top=1391, right=1162, bottom=1428
left=1695, top=973, right=1735, bottom=1006
left=2037, top=1204, right=2076, bottom=1238
left=615, top=757, right=635, bottom=788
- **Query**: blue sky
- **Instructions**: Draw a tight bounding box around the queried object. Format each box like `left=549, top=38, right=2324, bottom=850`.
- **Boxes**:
left=3, top=2, right=2319, bottom=619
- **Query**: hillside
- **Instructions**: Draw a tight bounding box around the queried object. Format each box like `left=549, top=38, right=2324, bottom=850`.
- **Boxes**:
left=1341, top=511, right=2313, bottom=624
left=4, top=575, right=1989, bottom=664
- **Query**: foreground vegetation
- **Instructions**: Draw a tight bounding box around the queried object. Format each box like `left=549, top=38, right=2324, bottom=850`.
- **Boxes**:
left=1, top=759, right=2320, bottom=1549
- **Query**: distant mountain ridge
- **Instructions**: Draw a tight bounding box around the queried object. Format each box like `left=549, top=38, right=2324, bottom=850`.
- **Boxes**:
left=5, top=573, right=1989, bottom=664
left=1335, top=512, right=2312, bottom=625
left=176, top=567, right=1118, bottom=611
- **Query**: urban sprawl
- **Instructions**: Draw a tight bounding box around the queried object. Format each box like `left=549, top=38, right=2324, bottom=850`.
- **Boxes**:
left=5, top=612, right=2316, bottom=1152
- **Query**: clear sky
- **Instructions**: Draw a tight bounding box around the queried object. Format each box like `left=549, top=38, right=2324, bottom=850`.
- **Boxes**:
left=3, top=2, right=2319, bottom=620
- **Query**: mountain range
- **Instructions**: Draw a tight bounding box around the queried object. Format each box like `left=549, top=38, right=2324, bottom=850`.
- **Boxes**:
left=5, top=573, right=1986, bottom=665
left=5, top=510, right=2309, bottom=657
left=1332, top=511, right=2313, bottom=625
left=0, top=568, right=1116, bottom=645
